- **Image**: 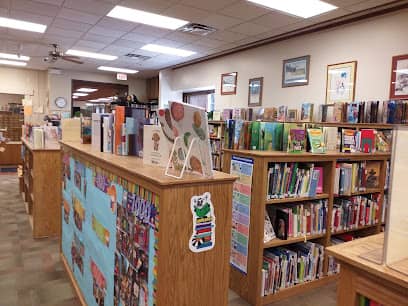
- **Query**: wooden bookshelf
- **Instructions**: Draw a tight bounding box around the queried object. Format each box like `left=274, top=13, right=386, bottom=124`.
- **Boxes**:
left=21, top=138, right=61, bottom=238
left=223, top=149, right=390, bottom=306
left=209, top=120, right=225, bottom=171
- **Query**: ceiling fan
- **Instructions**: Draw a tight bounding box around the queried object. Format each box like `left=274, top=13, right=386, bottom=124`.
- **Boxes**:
left=43, top=44, right=83, bottom=64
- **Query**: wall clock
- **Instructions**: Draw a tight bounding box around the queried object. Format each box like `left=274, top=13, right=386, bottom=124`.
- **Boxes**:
left=55, top=97, right=67, bottom=108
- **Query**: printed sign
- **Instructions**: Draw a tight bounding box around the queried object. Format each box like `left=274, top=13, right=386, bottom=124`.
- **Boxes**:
left=230, top=156, right=254, bottom=274
left=189, top=192, right=216, bottom=253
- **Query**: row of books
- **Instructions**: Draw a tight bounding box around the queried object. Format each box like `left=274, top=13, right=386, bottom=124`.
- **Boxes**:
left=261, top=242, right=325, bottom=296
left=327, top=234, right=356, bottom=275
left=340, top=128, right=392, bottom=153
left=266, top=200, right=328, bottom=241
left=266, top=163, right=324, bottom=200
left=211, top=99, right=407, bottom=124
left=210, top=139, right=221, bottom=154
left=334, top=161, right=381, bottom=196
left=381, top=194, right=388, bottom=224
left=359, top=295, right=383, bottom=306
left=22, top=125, right=60, bottom=149
left=332, top=194, right=380, bottom=233
left=89, top=106, right=149, bottom=157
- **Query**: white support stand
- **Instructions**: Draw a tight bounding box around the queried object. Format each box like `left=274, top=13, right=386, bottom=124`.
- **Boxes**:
left=165, top=136, right=201, bottom=179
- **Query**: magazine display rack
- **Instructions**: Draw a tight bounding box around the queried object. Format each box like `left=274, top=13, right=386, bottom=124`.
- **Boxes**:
left=60, top=141, right=236, bottom=306
left=223, top=149, right=390, bottom=306
left=21, top=138, right=61, bottom=238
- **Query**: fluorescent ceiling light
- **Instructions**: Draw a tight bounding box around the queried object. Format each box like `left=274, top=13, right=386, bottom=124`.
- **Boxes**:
left=0, top=16, right=47, bottom=33
left=247, top=0, right=337, bottom=18
left=66, top=49, right=117, bottom=61
left=0, top=59, right=27, bottom=67
left=73, top=92, right=88, bottom=97
left=141, top=44, right=196, bottom=57
left=107, top=5, right=188, bottom=30
left=0, top=52, right=30, bottom=61
left=97, top=66, right=139, bottom=74
left=77, top=88, right=98, bottom=93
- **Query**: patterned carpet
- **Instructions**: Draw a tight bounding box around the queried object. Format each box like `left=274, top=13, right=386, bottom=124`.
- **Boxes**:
left=0, top=174, right=336, bottom=306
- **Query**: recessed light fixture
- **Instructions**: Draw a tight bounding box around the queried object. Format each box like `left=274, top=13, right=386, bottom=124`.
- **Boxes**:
left=0, top=16, right=47, bottom=33
left=66, top=49, right=117, bottom=61
left=0, top=59, right=27, bottom=67
left=107, top=5, right=189, bottom=30
left=97, top=66, right=139, bottom=74
left=247, top=0, right=337, bottom=18
left=141, top=44, right=196, bottom=57
left=73, top=92, right=89, bottom=97
left=0, top=52, right=30, bottom=61
left=76, top=88, right=98, bottom=93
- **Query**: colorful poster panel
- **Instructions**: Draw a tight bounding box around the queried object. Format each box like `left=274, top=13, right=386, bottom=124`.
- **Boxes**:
left=229, top=156, right=254, bottom=274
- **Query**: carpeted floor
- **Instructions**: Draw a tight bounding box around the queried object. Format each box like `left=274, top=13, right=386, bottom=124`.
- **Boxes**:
left=0, top=174, right=336, bottom=306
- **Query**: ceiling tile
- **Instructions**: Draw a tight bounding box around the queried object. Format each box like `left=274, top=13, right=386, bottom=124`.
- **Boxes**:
left=73, top=40, right=108, bottom=51
left=164, top=31, right=201, bottom=44
left=96, top=16, right=138, bottom=32
left=58, top=7, right=101, bottom=25
left=228, top=22, right=270, bottom=36
left=162, top=4, right=210, bottom=22
left=32, top=0, right=64, bottom=5
left=42, top=35, right=77, bottom=48
left=122, top=32, right=157, bottom=44
left=132, top=25, right=172, bottom=38
left=101, top=45, right=134, bottom=56
left=182, top=42, right=216, bottom=53
left=346, top=0, right=396, bottom=12
left=206, top=30, right=248, bottom=43
left=11, top=0, right=60, bottom=17
left=151, top=38, right=186, bottom=48
left=9, top=9, right=54, bottom=25
left=201, top=14, right=243, bottom=30
left=252, top=11, right=300, bottom=29
left=89, top=26, right=126, bottom=38
left=306, top=8, right=351, bottom=23
left=0, top=0, right=10, bottom=9
left=63, top=0, right=114, bottom=16
left=325, top=0, right=367, bottom=8
left=52, top=18, right=93, bottom=32
left=119, top=0, right=174, bottom=14
left=112, top=39, right=144, bottom=49
left=180, top=0, right=238, bottom=12
left=6, top=29, right=43, bottom=40
left=220, top=1, right=271, bottom=20
left=195, top=37, right=225, bottom=48
left=82, top=32, right=117, bottom=44
left=46, top=27, right=84, bottom=39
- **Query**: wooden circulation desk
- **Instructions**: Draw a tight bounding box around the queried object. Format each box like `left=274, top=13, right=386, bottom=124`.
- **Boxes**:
left=21, top=138, right=61, bottom=238
left=60, top=141, right=237, bottom=306
left=326, top=234, right=408, bottom=306
left=0, top=141, right=22, bottom=166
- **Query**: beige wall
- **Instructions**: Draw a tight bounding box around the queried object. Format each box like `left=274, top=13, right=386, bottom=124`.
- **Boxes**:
left=0, top=93, right=24, bottom=107
left=161, top=9, right=408, bottom=111
left=48, top=70, right=147, bottom=112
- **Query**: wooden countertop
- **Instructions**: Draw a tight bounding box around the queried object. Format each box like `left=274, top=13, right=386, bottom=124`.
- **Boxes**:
left=326, top=234, right=408, bottom=289
left=61, top=141, right=237, bottom=187
left=21, top=138, right=60, bottom=151
left=223, top=149, right=391, bottom=159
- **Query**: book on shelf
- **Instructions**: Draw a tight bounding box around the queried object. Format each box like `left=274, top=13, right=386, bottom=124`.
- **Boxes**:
left=381, top=194, right=388, bottom=224
left=103, top=115, right=113, bottom=153
left=32, top=127, right=45, bottom=149
left=222, top=108, right=232, bottom=120
left=81, top=117, right=92, bottom=144
left=334, top=162, right=377, bottom=195
left=264, top=210, right=276, bottom=243
left=61, top=118, right=81, bottom=142
left=91, top=113, right=103, bottom=152
left=262, top=242, right=325, bottom=296
left=264, top=107, right=277, bottom=121
left=287, top=109, right=298, bottom=122
left=143, top=124, right=170, bottom=167
left=375, top=130, right=392, bottom=152
left=300, top=102, right=314, bottom=122
left=359, top=129, right=376, bottom=153
left=114, top=106, right=125, bottom=155
left=282, top=123, right=305, bottom=152
left=319, top=104, right=334, bottom=122
left=341, top=129, right=357, bottom=153
left=266, top=162, right=324, bottom=200
left=323, top=126, right=339, bottom=152
left=287, top=128, right=306, bottom=153
left=277, top=106, right=288, bottom=122
left=307, top=128, right=326, bottom=154
left=359, top=295, right=383, bottom=306
left=43, top=125, right=60, bottom=149
left=365, top=161, right=381, bottom=188
left=212, top=111, right=221, bottom=121
left=331, top=194, right=380, bottom=232
left=126, top=107, right=150, bottom=157
left=333, top=102, right=344, bottom=122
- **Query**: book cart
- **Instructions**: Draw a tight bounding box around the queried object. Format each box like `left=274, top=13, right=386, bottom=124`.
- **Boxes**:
left=21, top=138, right=61, bottom=238
left=60, top=141, right=236, bottom=306
left=223, top=147, right=390, bottom=306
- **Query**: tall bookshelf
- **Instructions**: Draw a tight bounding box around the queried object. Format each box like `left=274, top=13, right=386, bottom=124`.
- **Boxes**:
left=223, top=149, right=390, bottom=306
left=208, top=120, right=225, bottom=171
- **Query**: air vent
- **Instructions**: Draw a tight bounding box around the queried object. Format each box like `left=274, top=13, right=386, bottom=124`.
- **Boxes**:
left=177, top=23, right=217, bottom=36
left=125, top=53, right=151, bottom=61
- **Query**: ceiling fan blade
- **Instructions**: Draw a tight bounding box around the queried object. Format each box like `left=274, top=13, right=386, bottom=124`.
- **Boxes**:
left=62, top=55, right=81, bottom=60
left=61, top=56, right=83, bottom=64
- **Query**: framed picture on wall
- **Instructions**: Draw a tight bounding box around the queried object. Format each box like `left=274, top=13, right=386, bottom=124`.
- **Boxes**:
left=221, top=72, right=238, bottom=95
left=326, top=61, right=357, bottom=104
left=390, top=54, right=408, bottom=99
left=248, top=77, right=263, bottom=106
left=282, top=55, right=310, bottom=87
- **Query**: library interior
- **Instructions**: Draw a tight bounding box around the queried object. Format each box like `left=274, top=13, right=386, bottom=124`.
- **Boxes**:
left=0, top=1, right=407, bottom=306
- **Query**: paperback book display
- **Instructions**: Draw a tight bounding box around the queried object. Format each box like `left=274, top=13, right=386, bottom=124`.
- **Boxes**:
left=332, top=194, right=380, bottom=233
left=267, top=163, right=324, bottom=200
left=266, top=200, right=328, bottom=240
left=261, top=242, right=325, bottom=296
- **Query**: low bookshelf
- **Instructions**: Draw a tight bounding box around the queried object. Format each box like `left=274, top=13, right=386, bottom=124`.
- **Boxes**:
left=223, top=149, right=390, bottom=306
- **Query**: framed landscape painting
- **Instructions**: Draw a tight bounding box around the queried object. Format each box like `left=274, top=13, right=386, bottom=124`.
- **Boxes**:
left=326, top=61, right=357, bottom=104
left=282, top=55, right=310, bottom=87
left=248, top=77, right=263, bottom=106
left=390, top=54, right=408, bottom=99
left=221, top=72, right=238, bottom=95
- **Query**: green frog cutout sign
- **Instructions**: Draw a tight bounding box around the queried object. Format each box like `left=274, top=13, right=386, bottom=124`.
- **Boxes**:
left=189, top=192, right=216, bottom=253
